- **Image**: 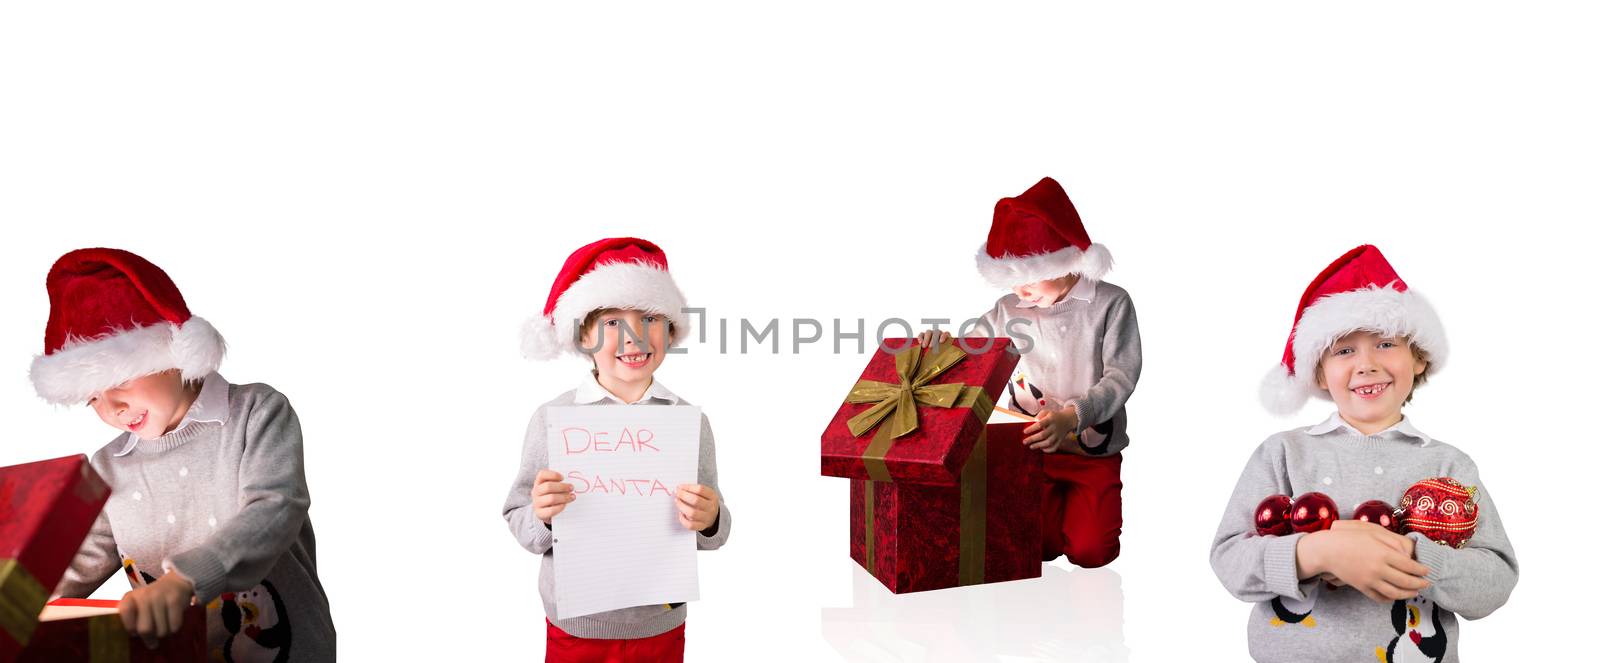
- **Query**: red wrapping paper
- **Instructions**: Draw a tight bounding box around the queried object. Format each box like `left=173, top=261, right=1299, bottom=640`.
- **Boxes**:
left=19, top=599, right=206, bottom=663
left=1, top=455, right=110, bottom=663
left=847, top=422, right=1043, bottom=593
left=821, top=338, right=1018, bottom=486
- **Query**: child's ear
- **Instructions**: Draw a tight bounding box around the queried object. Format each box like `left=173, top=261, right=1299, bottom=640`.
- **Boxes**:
left=1413, top=359, right=1428, bottom=376
left=1313, top=367, right=1327, bottom=391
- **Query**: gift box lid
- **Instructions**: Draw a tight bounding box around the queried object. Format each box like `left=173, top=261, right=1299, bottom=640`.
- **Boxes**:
left=821, top=338, right=1017, bottom=486
left=1, top=455, right=111, bottom=660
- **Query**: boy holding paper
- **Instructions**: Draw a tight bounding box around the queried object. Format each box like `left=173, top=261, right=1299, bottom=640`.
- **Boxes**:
left=504, top=237, right=731, bottom=662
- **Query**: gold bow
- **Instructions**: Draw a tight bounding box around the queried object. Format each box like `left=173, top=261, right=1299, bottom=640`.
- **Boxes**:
left=845, top=342, right=972, bottom=439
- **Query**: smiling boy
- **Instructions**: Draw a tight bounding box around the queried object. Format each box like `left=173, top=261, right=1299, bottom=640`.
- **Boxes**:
left=923, top=176, right=1141, bottom=568
left=1209, top=245, right=1517, bottom=663
left=504, top=237, right=731, bottom=663
left=35, top=248, right=335, bottom=661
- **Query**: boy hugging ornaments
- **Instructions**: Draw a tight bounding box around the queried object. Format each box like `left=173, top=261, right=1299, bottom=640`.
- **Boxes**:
left=1254, top=477, right=1479, bottom=548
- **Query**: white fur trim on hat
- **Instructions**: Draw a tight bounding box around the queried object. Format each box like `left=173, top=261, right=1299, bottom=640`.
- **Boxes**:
left=974, top=242, right=1112, bottom=289
left=521, top=261, right=691, bottom=360
left=29, top=316, right=226, bottom=405
left=1260, top=284, right=1447, bottom=414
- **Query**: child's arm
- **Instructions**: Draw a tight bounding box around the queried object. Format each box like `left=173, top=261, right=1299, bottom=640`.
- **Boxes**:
left=166, top=388, right=310, bottom=604
left=1408, top=457, right=1518, bottom=619
left=502, top=407, right=556, bottom=555
left=693, top=413, right=731, bottom=549
left=1210, top=437, right=1318, bottom=603
left=1063, top=292, right=1141, bottom=435
left=53, top=510, right=120, bottom=598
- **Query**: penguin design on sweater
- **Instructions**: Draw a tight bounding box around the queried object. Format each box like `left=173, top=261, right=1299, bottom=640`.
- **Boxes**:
left=1007, top=373, right=1045, bottom=417
left=220, top=580, right=292, bottom=663
left=1376, top=595, right=1446, bottom=663
left=1267, top=583, right=1320, bottom=628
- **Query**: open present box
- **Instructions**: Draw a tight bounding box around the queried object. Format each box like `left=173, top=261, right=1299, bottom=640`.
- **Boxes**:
left=1, top=455, right=206, bottom=662
left=820, top=338, right=1044, bottom=593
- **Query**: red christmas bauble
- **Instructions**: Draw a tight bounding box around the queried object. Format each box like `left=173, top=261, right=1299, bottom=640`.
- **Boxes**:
left=1352, top=499, right=1400, bottom=532
left=1290, top=492, right=1337, bottom=533
left=1254, top=494, right=1293, bottom=536
left=1398, top=477, right=1478, bottom=549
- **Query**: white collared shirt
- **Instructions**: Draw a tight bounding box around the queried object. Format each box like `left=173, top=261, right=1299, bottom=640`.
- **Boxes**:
left=573, top=372, right=682, bottom=406
left=113, top=372, right=230, bottom=457
left=1305, top=411, right=1433, bottom=447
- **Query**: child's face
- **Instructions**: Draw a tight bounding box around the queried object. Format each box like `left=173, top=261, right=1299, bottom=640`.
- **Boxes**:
left=1316, top=331, right=1427, bottom=429
left=1012, top=275, right=1075, bottom=308
left=87, top=370, right=193, bottom=440
left=581, top=309, right=670, bottom=386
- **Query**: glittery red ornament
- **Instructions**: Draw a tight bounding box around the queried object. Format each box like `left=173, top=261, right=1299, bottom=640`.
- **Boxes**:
left=1290, top=492, right=1337, bottom=533
left=1398, top=477, right=1478, bottom=549
left=1254, top=494, right=1293, bottom=536
left=1352, top=499, right=1400, bottom=532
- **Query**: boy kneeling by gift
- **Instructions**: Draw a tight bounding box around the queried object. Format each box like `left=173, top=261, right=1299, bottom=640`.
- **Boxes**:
left=923, top=176, right=1142, bottom=568
left=503, top=238, right=731, bottom=663
left=1209, top=245, right=1517, bottom=662
left=38, top=248, right=336, bottom=661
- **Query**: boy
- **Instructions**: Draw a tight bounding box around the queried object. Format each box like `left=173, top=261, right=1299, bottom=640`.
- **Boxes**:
left=36, top=248, right=336, bottom=661
left=923, top=176, right=1141, bottom=568
left=1210, top=245, right=1517, bottom=662
left=505, top=237, right=731, bottom=662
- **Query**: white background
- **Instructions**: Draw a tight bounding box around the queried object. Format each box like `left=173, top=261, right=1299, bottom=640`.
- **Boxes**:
left=3, top=2, right=1595, bottom=660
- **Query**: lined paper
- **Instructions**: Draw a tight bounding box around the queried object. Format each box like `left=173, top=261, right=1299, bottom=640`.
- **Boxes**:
left=546, top=405, right=701, bottom=619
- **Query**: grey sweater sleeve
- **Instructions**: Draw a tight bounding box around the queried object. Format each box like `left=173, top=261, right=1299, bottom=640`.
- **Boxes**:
left=1210, top=436, right=1318, bottom=603
left=54, top=508, right=120, bottom=599
left=1408, top=456, right=1518, bottom=620
left=695, top=413, right=731, bottom=549
left=503, top=406, right=556, bottom=555
left=1066, top=291, right=1141, bottom=433
left=168, top=389, right=312, bottom=604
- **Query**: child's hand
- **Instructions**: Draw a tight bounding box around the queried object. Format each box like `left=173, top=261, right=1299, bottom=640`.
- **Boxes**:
left=1297, top=520, right=1431, bottom=604
left=532, top=469, right=575, bottom=524
left=916, top=330, right=952, bottom=348
left=1023, top=405, right=1079, bottom=452
left=676, top=484, right=720, bottom=532
left=119, top=572, right=194, bottom=649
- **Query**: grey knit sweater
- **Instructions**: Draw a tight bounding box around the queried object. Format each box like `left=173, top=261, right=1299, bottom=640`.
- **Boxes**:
left=57, top=377, right=336, bottom=662
left=502, top=380, right=732, bottom=640
left=978, top=279, right=1142, bottom=456
left=1210, top=417, right=1517, bottom=663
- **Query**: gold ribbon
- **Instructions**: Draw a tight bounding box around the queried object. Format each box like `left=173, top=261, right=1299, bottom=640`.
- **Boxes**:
left=0, top=558, right=48, bottom=647
left=863, top=481, right=876, bottom=577
left=846, top=343, right=996, bottom=482
left=846, top=343, right=973, bottom=439
left=88, top=614, right=130, bottom=662
left=957, top=428, right=988, bottom=586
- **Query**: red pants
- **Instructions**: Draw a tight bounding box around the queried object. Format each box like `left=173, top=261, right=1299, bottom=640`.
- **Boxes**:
left=1040, top=452, right=1123, bottom=568
left=546, top=620, right=685, bottom=663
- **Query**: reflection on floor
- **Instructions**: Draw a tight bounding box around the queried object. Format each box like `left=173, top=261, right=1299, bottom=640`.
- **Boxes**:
left=820, top=560, right=1129, bottom=662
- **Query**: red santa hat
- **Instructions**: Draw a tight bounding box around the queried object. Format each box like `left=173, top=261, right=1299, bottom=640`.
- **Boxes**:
left=30, top=248, right=226, bottom=405
left=521, top=237, right=690, bottom=360
left=974, top=176, right=1113, bottom=288
left=1261, top=244, right=1448, bottom=414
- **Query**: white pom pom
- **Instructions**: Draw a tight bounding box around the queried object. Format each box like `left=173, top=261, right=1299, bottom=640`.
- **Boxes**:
left=1259, top=365, right=1310, bottom=416
left=171, top=316, right=226, bottom=380
left=520, top=317, right=564, bottom=361
left=1077, top=243, right=1114, bottom=282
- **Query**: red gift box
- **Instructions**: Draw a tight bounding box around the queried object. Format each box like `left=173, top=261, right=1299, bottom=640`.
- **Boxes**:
left=1, top=455, right=109, bottom=662
left=18, top=599, right=205, bottom=663
left=821, top=339, right=1044, bottom=593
